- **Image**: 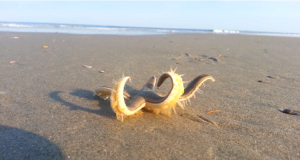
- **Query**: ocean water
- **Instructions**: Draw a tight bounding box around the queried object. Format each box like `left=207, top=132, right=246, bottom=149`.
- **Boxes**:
left=0, top=22, right=299, bottom=37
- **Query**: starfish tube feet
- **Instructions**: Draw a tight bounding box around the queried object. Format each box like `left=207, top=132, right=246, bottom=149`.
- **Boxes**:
left=178, top=74, right=215, bottom=107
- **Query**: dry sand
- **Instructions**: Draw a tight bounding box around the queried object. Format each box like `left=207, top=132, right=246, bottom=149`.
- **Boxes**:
left=0, top=32, right=300, bottom=159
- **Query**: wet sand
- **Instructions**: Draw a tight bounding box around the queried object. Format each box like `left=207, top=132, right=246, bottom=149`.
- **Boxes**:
left=1, top=32, right=300, bottom=159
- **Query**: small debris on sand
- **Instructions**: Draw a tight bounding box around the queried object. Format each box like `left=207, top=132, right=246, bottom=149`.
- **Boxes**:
left=43, top=46, right=48, bottom=49
left=218, top=54, right=222, bottom=57
left=207, top=110, right=220, bottom=114
left=9, top=61, right=16, bottom=64
left=82, top=65, right=92, bottom=69
left=208, top=57, right=220, bottom=62
left=258, top=80, right=264, bottom=83
left=12, top=37, right=19, bottom=39
left=266, top=75, right=278, bottom=79
left=99, top=70, right=105, bottom=73
left=281, top=109, right=300, bottom=116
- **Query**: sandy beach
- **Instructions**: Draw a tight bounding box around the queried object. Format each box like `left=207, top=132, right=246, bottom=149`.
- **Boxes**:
left=1, top=32, right=300, bottom=159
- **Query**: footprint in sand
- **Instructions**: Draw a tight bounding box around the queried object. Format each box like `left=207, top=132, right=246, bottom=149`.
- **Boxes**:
left=167, top=53, right=221, bottom=64
left=188, top=54, right=220, bottom=63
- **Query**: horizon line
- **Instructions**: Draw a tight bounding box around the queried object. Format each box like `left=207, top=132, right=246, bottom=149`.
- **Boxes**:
left=0, top=21, right=299, bottom=35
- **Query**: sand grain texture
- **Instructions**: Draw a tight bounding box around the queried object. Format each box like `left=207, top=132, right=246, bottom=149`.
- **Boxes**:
left=1, top=32, right=300, bottom=159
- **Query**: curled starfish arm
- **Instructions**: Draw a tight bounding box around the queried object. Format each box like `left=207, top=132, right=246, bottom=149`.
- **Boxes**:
left=145, top=71, right=184, bottom=115
left=110, top=71, right=184, bottom=121
left=141, top=76, right=156, bottom=91
left=110, top=77, right=147, bottom=121
left=178, top=74, right=215, bottom=103
left=95, top=86, right=131, bottom=100
left=95, top=76, right=156, bottom=101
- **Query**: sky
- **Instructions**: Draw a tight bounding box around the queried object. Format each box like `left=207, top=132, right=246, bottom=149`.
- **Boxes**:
left=0, top=1, right=300, bottom=33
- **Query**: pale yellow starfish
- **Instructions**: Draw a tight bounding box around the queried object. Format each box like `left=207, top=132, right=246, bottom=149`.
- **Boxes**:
left=95, top=69, right=215, bottom=122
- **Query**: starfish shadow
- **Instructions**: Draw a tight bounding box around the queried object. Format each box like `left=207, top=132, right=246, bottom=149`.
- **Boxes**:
left=48, top=86, right=139, bottom=118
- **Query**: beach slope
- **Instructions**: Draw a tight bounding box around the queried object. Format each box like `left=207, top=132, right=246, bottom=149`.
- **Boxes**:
left=1, top=32, right=300, bottom=159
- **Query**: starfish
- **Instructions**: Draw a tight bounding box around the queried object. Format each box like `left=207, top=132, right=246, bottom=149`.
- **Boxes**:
left=95, top=69, right=215, bottom=122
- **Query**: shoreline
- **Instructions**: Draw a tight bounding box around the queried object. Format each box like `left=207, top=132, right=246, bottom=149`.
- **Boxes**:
left=1, top=27, right=300, bottom=38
